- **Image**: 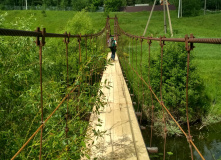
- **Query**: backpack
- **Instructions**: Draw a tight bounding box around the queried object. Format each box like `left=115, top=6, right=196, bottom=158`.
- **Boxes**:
left=108, top=37, right=112, bottom=48
left=111, top=39, right=116, bottom=47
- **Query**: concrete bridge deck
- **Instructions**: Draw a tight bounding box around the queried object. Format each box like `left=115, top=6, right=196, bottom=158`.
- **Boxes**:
left=84, top=53, right=150, bottom=160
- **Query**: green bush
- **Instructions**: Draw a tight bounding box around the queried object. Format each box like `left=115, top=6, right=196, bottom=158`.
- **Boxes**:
left=149, top=43, right=210, bottom=121
left=118, top=36, right=210, bottom=123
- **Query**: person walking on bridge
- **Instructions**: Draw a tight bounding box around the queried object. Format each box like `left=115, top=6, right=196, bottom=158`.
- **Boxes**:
left=110, top=37, right=117, bottom=61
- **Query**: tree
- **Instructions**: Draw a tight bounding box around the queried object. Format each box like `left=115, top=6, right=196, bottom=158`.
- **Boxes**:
left=135, top=0, right=142, bottom=4
left=104, top=0, right=123, bottom=12
left=172, top=0, right=201, bottom=16
left=72, top=0, right=89, bottom=11
left=127, top=0, right=135, bottom=6
left=204, top=0, right=221, bottom=10
left=150, top=43, right=210, bottom=121
left=91, top=0, right=103, bottom=8
left=60, top=0, right=69, bottom=10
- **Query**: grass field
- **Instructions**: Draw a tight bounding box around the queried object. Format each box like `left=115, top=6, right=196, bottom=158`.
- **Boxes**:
left=1, top=10, right=221, bottom=116
left=1, top=10, right=221, bottom=37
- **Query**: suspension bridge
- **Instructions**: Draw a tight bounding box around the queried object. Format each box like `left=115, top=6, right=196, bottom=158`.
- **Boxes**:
left=1, top=16, right=221, bottom=160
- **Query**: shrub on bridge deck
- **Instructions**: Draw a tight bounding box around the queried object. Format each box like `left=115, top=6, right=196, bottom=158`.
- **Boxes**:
left=150, top=43, right=210, bottom=122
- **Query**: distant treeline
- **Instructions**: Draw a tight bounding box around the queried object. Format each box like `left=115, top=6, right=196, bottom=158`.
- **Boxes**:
left=0, top=0, right=220, bottom=13
left=0, top=0, right=156, bottom=11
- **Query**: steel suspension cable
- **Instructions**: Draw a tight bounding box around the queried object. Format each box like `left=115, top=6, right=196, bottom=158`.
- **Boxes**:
left=64, top=32, right=70, bottom=148
left=140, top=38, right=144, bottom=124
left=85, top=37, right=88, bottom=84
left=126, top=36, right=129, bottom=84
left=37, top=28, right=46, bottom=160
left=90, top=36, right=92, bottom=87
left=78, top=36, right=82, bottom=112
left=94, top=37, right=97, bottom=83
left=39, top=42, right=43, bottom=160
left=85, top=37, right=88, bottom=61
left=185, top=35, right=194, bottom=160
left=132, top=38, right=134, bottom=98
left=147, top=39, right=154, bottom=147
left=160, top=37, right=167, bottom=160
left=136, top=38, right=139, bottom=111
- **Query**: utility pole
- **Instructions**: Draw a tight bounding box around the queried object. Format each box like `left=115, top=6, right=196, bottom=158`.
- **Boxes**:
left=163, top=0, right=167, bottom=34
left=204, top=0, right=207, bottom=15
left=178, top=0, right=181, bottom=18
left=143, top=0, right=157, bottom=36
left=166, top=0, right=173, bottom=37
left=25, top=0, right=27, bottom=10
left=181, top=0, right=182, bottom=17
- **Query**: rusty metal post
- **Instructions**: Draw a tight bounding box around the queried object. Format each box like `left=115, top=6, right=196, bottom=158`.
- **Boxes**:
left=78, top=34, right=82, bottom=112
left=64, top=32, right=70, bottom=142
left=136, top=38, right=139, bottom=111
left=96, top=36, right=99, bottom=82
left=147, top=38, right=154, bottom=147
left=116, top=16, right=119, bottom=41
left=38, top=27, right=46, bottom=160
left=185, top=34, right=194, bottom=160
left=114, top=15, right=118, bottom=40
left=160, top=36, right=167, bottom=160
left=90, top=36, right=92, bottom=87
left=160, top=36, right=165, bottom=103
left=85, top=37, right=88, bottom=84
left=78, top=34, right=82, bottom=65
left=132, top=38, right=134, bottom=97
left=85, top=37, right=87, bottom=60
left=140, top=37, right=143, bottom=124
left=106, top=16, right=110, bottom=47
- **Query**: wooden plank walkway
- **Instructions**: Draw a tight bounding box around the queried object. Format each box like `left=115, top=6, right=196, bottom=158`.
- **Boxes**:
left=84, top=53, right=150, bottom=160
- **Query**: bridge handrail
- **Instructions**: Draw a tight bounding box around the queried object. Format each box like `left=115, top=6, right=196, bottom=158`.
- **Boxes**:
left=117, top=23, right=221, bottom=44
left=0, top=25, right=107, bottom=38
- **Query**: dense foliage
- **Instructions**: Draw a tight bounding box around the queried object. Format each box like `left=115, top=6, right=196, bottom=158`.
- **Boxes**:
left=0, top=11, right=109, bottom=159
left=170, top=0, right=221, bottom=16
left=117, top=36, right=210, bottom=131
left=0, top=0, right=104, bottom=11
left=203, top=0, right=221, bottom=10
left=1, top=0, right=220, bottom=13
left=149, top=43, right=210, bottom=121
left=104, top=0, right=123, bottom=12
